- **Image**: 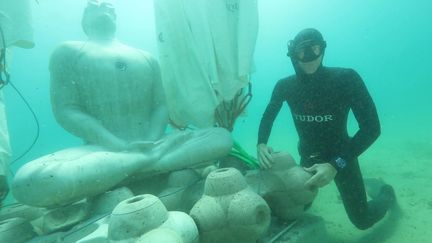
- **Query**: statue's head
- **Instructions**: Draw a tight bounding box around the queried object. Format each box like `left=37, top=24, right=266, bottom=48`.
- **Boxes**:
left=81, top=0, right=117, bottom=40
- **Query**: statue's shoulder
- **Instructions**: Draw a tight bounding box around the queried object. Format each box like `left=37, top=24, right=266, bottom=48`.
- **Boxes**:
left=50, top=41, right=84, bottom=60
left=54, top=41, right=85, bottom=52
left=49, top=41, right=84, bottom=69
left=117, top=43, right=156, bottom=61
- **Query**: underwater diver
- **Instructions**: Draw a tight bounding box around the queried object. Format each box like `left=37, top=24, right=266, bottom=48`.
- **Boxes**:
left=257, top=28, right=396, bottom=230
left=12, top=0, right=232, bottom=208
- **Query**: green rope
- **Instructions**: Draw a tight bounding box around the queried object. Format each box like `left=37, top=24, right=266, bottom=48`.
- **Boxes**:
left=229, top=140, right=260, bottom=169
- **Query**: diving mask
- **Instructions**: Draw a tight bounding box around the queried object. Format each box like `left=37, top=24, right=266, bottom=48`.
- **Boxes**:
left=288, top=39, right=326, bottom=62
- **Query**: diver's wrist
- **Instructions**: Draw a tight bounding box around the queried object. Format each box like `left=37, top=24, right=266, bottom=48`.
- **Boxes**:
left=331, top=156, right=347, bottom=171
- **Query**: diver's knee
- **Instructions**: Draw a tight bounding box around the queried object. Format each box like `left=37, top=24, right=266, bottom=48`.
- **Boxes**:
left=351, top=218, right=372, bottom=230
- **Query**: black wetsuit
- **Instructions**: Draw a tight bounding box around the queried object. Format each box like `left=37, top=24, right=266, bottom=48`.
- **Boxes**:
left=258, top=66, right=393, bottom=229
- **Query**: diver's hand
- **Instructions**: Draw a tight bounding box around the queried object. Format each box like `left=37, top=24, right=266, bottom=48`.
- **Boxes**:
left=304, top=163, right=337, bottom=188
left=257, top=143, right=274, bottom=169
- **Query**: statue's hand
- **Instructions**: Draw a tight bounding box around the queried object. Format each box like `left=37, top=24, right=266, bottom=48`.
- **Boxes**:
left=127, top=141, right=157, bottom=152
left=303, top=163, right=337, bottom=189
left=100, top=136, right=129, bottom=151
left=257, top=143, right=274, bottom=169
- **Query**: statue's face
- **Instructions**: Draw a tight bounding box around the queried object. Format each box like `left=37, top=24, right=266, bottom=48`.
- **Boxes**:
left=82, top=1, right=117, bottom=39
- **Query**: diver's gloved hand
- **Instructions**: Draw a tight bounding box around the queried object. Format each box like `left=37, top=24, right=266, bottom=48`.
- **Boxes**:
left=303, top=162, right=337, bottom=189
left=257, top=143, right=274, bottom=169
left=0, top=175, right=9, bottom=203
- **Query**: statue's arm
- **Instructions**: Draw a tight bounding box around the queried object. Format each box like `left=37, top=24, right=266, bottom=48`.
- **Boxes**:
left=147, top=56, right=168, bottom=141
left=49, top=43, right=127, bottom=150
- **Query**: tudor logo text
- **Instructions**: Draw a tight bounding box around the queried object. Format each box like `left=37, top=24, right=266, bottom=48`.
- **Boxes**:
left=293, top=114, right=333, bottom=123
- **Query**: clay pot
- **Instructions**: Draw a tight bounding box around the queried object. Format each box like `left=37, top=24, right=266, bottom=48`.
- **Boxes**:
left=245, top=151, right=319, bottom=221
left=204, top=168, right=247, bottom=196
left=137, top=228, right=183, bottom=243
left=161, top=211, right=199, bottom=243
left=189, top=196, right=225, bottom=230
left=191, top=168, right=270, bottom=243
left=227, top=189, right=271, bottom=241
left=108, top=194, right=168, bottom=241
left=280, top=166, right=318, bottom=204
left=270, top=151, right=297, bottom=170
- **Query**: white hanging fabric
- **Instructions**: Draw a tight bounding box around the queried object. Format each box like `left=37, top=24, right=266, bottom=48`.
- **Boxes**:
left=0, top=0, right=34, bottom=176
left=0, top=0, right=35, bottom=49
left=154, top=0, right=258, bottom=128
left=0, top=93, right=11, bottom=177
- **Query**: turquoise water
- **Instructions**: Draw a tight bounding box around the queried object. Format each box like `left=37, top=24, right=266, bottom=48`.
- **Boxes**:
left=234, top=0, right=432, bottom=157
left=2, top=0, right=432, bottom=242
left=7, top=0, right=430, bottom=167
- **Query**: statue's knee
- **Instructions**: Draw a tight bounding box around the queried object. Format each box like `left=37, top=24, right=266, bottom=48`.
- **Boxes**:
left=212, top=127, right=233, bottom=150
left=12, top=165, right=31, bottom=189
left=11, top=164, right=61, bottom=207
left=11, top=171, right=33, bottom=203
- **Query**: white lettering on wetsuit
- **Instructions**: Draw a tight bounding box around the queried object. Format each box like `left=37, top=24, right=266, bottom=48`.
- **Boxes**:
left=293, top=114, right=333, bottom=123
left=226, top=1, right=239, bottom=12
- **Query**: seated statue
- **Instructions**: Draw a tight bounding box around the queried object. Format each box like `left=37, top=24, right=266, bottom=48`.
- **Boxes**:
left=11, top=1, right=232, bottom=208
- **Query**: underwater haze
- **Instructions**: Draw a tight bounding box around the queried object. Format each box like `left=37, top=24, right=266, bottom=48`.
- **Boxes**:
left=3, top=0, right=432, bottom=242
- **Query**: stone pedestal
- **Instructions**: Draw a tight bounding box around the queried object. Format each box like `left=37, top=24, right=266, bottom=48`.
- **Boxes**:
left=138, top=228, right=183, bottom=243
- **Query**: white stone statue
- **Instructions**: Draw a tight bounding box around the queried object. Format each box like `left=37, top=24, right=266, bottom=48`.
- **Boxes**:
left=11, top=0, right=232, bottom=208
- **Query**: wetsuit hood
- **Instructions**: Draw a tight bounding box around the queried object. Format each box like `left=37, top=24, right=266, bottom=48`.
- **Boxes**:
left=288, top=28, right=326, bottom=80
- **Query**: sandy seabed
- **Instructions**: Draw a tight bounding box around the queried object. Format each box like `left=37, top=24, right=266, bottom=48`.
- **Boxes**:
left=307, top=132, right=432, bottom=243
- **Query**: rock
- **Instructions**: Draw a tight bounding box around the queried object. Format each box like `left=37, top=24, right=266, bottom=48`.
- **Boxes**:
left=32, top=201, right=90, bottom=235
left=0, top=217, right=36, bottom=243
